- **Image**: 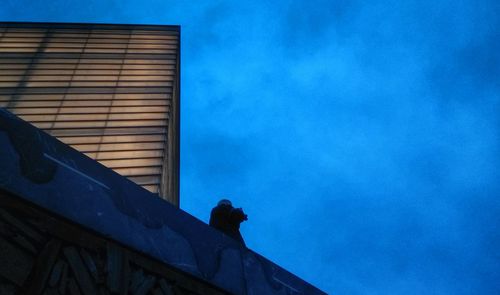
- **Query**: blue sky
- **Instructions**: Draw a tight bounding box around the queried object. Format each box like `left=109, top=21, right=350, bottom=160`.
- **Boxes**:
left=2, top=1, right=499, bottom=294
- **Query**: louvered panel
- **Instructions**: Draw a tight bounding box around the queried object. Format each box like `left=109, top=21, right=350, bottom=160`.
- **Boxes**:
left=0, top=22, right=180, bottom=205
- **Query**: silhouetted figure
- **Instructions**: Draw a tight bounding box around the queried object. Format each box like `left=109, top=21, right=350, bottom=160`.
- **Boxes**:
left=209, top=199, right=247, bottom=246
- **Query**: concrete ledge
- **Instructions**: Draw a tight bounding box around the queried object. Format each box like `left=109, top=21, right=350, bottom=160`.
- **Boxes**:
left=0, top=108, right=326, bottom=295
left=0, top=189, right=228, bottom=295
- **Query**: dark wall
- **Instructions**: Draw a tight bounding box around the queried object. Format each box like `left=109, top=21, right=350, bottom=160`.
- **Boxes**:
left=0, top=189, right=227, bottom=295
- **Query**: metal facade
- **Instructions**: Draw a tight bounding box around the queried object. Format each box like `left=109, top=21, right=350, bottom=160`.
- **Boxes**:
left=0, top=22, right=180, bottom=205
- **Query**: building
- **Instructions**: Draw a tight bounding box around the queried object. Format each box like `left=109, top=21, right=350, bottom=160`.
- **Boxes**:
left=0, top=22, right=179, bottom=205
left=0, top=22, right=326, bottom=295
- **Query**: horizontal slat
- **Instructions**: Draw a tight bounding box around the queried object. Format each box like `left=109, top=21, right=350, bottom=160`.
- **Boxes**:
left=0, top=63, right=175, bottom=71
left=0, top=58, right=177, bottom=65
left=31, top=119, right=167, bottom=129
left=0, top=37, right=178, bottom=45
left=0, top=75, right=174, bottom=82
left=0, top=69, right=175, bottom=75
left=127, top=175, right=161, bottom=185
left=47, top=127, right=167, bottom=137
left=0, top=48, right=177, bottom=54
left=72, top=141, right=165, bottom=152
left=0, top=64, right=176, bottom=70
left=0, top=32, right=48, bottom=38
left=112, top=166, right=162, bottom=177
left=0, top=44, right=173, bottom=50
left=85, top=150, right=164, bottom=160
left=2, top=31, right=178, bottom=39
left=18, top=113, right=168, bottom=122
left=0, top=42, right=177, bottom=49
left=59, top=134, right=165, bottom=144
left=1, top=93, right=171, bottom=100
left=0, top=64, right=75, bottom=69
left=3, top=100, right=170, bottom=109
left=0, top=87, right=173, bottom=94
left=0, top=81, right=173, bottom=87
left=9, top=106, right=169, bottom=115
left=1, top=26, right=178, bottom=33
left=98, top=158, right=162, bottom=168
left=0, top=53, right=177, bottom=60
left=142, top=185, right=158, bottom=193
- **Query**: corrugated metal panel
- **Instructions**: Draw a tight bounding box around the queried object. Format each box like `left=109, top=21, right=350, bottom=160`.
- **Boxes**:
left=0, top=22, right=180, bottom=205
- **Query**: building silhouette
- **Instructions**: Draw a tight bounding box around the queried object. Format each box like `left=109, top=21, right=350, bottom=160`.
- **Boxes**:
left=0, top=22, right=326, bottom=295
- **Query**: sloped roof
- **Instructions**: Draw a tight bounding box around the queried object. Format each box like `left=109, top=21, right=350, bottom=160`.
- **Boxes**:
left=0, top=109, right=326, bottom=294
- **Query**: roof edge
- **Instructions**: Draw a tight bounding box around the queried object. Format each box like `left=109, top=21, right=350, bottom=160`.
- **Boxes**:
left=0, top=21, right=180, bottom=31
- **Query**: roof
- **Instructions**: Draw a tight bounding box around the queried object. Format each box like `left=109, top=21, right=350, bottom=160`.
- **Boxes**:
left=0, top=109, right=326, bottom=294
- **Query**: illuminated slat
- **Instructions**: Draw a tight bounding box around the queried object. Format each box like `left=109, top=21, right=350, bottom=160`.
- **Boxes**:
left=19, top=113, right=168, bottom=122
left=0, top=81, right=171, bottom=87
left=0, top=75, right=174, bottom=81
left=127, top=175, right=161, bottom=185
left=0, top=64, right=176, bottom=70
left=98, top=158, right=162, bottom=168
left=0, top=58, right=172, bottom=64
left=11, top=48, right=178, bottom=54
left=10, top=106, right=169, bottom=114
left=0, top=37, right=178, bottom=45
left=0, top=87, right=173, bottom=94
left=4, top=100, right=170, bottom=109
left=47, top=119, right=168, bottom=128
left=47, top=127, right=167, bottom=137
left=1, top=93, right=171, bottom=100
left=3, top=31, right=178, bottom=38
left=143, top=185, right=159, bottom=193
left=62, top=141, right=165, bottom=153
left=0, top=70, right=175, bottom=75
left=88, top=150, right=164, bottom=160
left=0, top=43, right=178, bottom=49
left=112, top=167, right=162, bottom=177
left=60, top=134, right=165, bottom=145
left=0, top=52, right=177, bottom=60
